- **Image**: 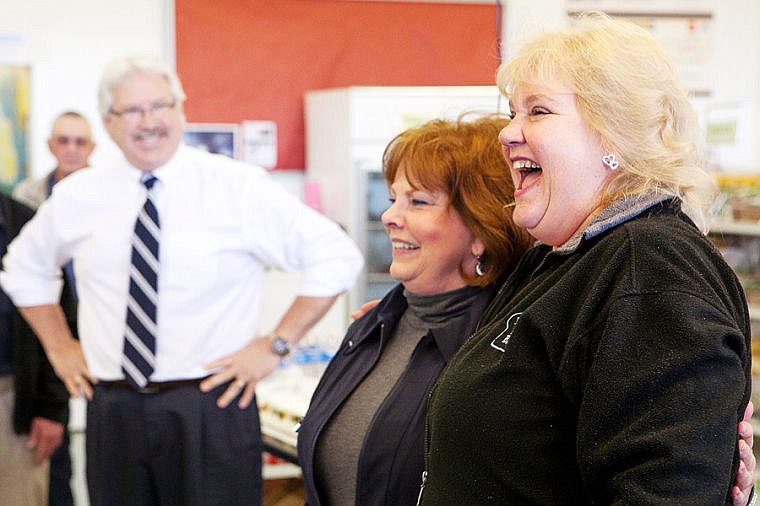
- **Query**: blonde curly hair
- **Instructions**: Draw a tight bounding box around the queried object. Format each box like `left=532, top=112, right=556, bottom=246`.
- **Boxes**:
left=497, top=11, right=715, bottom=232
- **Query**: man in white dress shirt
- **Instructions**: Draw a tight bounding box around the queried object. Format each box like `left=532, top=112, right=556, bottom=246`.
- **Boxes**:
left=0, top=54, right=363, bottom=506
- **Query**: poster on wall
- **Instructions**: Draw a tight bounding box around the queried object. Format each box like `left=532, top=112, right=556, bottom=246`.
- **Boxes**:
left=0, top=65, right=29, bottom=194
left=565, top=0, right=713, bottom=14
left=566, top=1, right=715, bottom=96
left=183, top=123, right=239, bottom=159
left=241, top=120, right=277, bottom=170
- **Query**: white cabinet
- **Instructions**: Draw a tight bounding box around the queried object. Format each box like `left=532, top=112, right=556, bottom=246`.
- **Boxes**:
left=305, top=86, right=504, bottom=310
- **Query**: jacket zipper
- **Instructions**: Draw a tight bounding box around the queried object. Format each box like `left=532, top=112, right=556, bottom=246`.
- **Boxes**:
left=416, top=380, right=437, bottom=506
left=415, top=470, right=427, bottom=506
left=415, top=319, right=483, bottom=506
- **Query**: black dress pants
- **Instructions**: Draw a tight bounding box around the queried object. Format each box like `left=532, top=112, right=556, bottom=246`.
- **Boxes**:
left=48, top=408, right=73, bottom=506
left=86, top=381, right=262, bottom=506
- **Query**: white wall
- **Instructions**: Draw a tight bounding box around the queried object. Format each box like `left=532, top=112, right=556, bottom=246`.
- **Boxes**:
left=707, top=1, right=760, bottom=171
left=1, top=0, right=758, bottom=174
left=0, top=0, right=172, bottom=178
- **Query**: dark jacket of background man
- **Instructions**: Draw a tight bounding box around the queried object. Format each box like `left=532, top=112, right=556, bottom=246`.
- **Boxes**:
left=1, top=193, right=77, bottom=434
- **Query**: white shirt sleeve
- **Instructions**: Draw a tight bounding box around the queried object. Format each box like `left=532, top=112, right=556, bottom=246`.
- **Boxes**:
left=0, top=198, right=65, bottom=306
left=242, top=172, right=364, bottom=297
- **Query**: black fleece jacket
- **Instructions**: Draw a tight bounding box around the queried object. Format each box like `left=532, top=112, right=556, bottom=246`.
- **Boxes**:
left=421, top=197, right=751, bottom=505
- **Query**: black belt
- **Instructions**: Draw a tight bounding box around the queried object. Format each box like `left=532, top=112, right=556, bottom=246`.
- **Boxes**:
left=99, top=377, right=207, bottom=394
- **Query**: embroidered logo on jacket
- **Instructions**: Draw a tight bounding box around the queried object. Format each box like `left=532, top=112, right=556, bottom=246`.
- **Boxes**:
left=490, top=312, right=522, bottom=352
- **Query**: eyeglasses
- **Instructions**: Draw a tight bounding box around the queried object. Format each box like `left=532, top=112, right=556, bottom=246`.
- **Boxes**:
left=108, top=100, right=176, bottom=121
left=54, top=136, right=91, bottom=147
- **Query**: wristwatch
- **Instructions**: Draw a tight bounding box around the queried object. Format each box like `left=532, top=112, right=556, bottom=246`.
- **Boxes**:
left=268, top=333, right=291, bottom=357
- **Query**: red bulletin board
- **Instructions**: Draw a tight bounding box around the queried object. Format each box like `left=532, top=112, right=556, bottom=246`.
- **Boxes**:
left=175, top=0, right=500, bottom=170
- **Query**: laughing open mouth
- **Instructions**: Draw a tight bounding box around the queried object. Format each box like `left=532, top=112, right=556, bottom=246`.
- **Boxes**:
left=513, top=160, right=542, bottom=189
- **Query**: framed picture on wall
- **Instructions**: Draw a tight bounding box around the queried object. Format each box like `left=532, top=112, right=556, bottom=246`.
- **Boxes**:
left=184, top=123, right=239, bottom=159
left=0, top=65, right=30, bottom=194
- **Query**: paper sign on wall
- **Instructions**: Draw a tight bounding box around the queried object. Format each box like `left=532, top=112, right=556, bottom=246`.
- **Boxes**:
left=242, top=120, right=277, bottom=170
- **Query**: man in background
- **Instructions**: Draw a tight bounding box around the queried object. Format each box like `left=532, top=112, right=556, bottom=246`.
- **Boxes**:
left=11, top=110, right=92, bottom=506
left=14, top=111, right=95, bottom=209
left=0, top=192, right=77, bottom=506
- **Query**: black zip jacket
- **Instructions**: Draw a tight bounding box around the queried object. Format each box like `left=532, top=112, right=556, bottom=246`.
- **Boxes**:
left=298, top=283, right=492, bottom=506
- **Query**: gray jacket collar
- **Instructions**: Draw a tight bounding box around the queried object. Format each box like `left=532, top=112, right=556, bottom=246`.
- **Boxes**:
left=553, top=193, right=671, bottom=255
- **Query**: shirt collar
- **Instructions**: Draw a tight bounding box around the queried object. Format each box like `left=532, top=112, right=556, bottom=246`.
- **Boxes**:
left=125, top=143, right=189, bottom=188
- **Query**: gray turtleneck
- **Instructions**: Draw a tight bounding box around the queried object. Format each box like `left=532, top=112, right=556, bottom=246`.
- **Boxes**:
left=314, top=285, right=481, bottom=505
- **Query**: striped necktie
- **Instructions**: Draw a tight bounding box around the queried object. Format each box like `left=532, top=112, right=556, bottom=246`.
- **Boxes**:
left=122, top=174, right=160, bottom=388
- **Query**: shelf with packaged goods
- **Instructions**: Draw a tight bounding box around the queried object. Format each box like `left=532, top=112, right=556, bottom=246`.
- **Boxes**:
left=708, top=219, right=760, bottom=322
left=710, top=219, right=760, bottom=237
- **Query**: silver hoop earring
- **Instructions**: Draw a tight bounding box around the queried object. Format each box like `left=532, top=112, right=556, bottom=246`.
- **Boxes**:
left=475, top=256, right=486, bottom=277
left=602, top=153, right=619, bottom=171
